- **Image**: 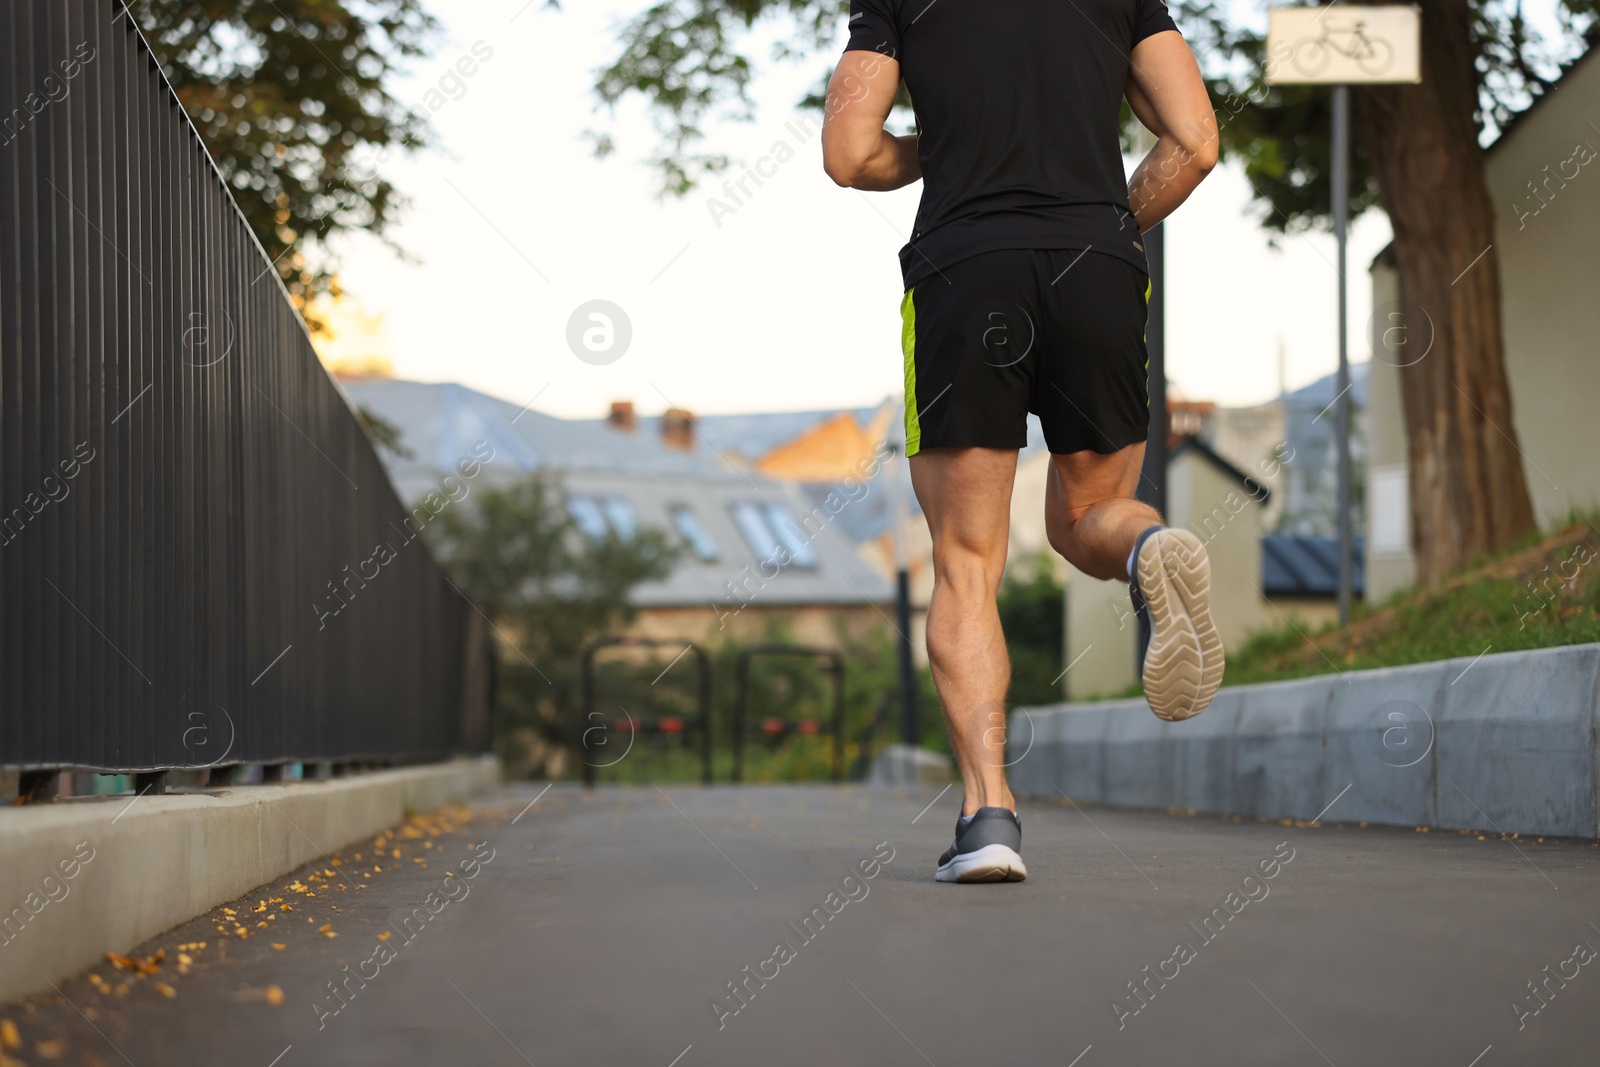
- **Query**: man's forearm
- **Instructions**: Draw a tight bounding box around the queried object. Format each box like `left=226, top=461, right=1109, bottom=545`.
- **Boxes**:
left=842, top=131, right=921, bottom=191
left=1127, top=134, right=1213, bottom=232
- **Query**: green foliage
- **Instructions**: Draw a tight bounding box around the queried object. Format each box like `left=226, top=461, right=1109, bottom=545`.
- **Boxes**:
left=355, top=405, right=413, bottom=459
left=1224, top=514, right=1600, bottom=685
left=586, top=0, right=1596, bottom=229
left=590, top=0, right=847, bottom=195
left=422, top=474, right=681, bottom=778
left=997, top=553, right=1065, bottom=707
left=133, top=0, right=439, bottom=314
left=581, top=618, right=944, bottom=785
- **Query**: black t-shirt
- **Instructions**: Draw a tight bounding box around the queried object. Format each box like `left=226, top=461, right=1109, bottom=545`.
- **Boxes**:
left=844, top=0, right=1180, bottom=288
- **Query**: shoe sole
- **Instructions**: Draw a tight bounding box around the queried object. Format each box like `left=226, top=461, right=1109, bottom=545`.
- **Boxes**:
left=935, top=843, right=1028, bottom=883
left=1137, top=528, right=1225, bottom=722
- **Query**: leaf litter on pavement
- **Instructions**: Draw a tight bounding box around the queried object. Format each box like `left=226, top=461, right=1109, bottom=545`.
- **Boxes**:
left=0, top=801, right=499, bottom=1065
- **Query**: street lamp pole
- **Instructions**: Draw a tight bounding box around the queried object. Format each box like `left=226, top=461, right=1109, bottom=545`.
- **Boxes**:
left=1332, top=83, right=1353, bottom=625
left=1139, top=221, right=1168, bottom=521
left=889, top=442, right=920, bottom=746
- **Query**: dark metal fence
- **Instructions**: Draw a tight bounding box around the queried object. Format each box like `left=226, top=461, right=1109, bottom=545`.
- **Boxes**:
left=579, top=637, right=713, bottom=787
left=732, top=644, right=845, bottom=782
left=0, top=0, right=489, bottom=773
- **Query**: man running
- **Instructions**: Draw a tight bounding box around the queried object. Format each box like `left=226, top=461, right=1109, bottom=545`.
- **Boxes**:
left=822, top=0, right=1221, bottom=882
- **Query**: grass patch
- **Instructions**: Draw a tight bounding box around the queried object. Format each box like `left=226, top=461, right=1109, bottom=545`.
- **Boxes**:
left=1223, top=513, right=1600, bottom=685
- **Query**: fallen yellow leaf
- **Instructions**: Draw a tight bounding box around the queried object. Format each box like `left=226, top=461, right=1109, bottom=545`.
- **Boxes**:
left=104, top=949, right=165, bottom=974
left=376, top=931, right=391, bottom=941
left=265, top=986, right=285, bottom=1007
left=271, top=943, right=287, bottom=951
left=35, top=1037, right=65, bottom=1060
left=155, top=982, right=176, bottom=999
left=0, top=1020, right=19, bottom=1050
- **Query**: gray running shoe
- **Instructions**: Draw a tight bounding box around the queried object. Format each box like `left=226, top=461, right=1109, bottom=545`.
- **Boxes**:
left=935, top=806, right=1027, bottom=883
left=1128, top=525, right=1224, bottom=721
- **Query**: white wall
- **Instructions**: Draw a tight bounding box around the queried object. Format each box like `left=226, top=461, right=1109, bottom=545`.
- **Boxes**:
left=1365, top=261, right=1417, bottom=602
left=1486, top=51, right=1600, bottom=526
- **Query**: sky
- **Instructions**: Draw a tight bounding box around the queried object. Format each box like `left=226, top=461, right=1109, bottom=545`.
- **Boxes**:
left=329, top=0, right=1399, bottom=421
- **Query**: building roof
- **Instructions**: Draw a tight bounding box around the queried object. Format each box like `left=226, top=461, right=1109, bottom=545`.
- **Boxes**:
left=342, top=378, right=744, bottom=492
left=1282, top=362, right=1369, bottom=413
left=1261, top=534, right=1366, bottom=598
left=578, top=405, right=890, bottom=466
left=341, top=378, right=895, bottom=609
left=1170, top=435, right=1272, bottom=504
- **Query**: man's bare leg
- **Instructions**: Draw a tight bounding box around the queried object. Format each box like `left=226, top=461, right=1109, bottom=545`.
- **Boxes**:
left=1043, top=442, right=1160, bottom=579
left=1045, top=441, right=1224, bottom=721
left=908, top=447, right=1018, bottom=816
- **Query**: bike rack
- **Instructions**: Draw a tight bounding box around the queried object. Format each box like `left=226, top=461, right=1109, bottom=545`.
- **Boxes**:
left=579, top=636, right=712, bottom=788
left=731, top=643, right=846, bottom=783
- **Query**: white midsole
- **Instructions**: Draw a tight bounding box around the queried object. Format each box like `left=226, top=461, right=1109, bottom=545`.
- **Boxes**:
left=935, top=843, right=1028, bottom=882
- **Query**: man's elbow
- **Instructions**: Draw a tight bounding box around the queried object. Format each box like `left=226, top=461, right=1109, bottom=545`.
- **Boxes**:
left=1181, top=126, right=1220, bottom=176
left=822, top=156, right=860, bottom=188
left=821, top=126, right=877, bottom=188
left=822, top=146, right=866, bottom=188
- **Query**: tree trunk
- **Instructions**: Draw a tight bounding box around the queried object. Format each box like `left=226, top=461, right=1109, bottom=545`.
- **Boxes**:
left=1355, top=0, right=1536, bottom=586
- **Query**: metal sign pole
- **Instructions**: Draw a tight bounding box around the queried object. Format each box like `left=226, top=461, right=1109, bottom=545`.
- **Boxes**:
left=1265, top=4, right=1422, bottom=626
left=1332, top=83, right=1353, bottom=625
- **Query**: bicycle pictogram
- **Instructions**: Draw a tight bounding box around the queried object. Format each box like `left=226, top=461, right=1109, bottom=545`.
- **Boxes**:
left=1292, top=19, right=1395, bottom=77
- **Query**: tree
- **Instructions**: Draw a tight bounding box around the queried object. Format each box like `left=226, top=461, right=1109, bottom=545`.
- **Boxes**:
left=132, top=0, right=439, bottom=321
left=423, top=474, right=680, bottom=778
left=996, top=555, right=1066, bottom=708
left=355, top=406, right=413, bottom=460
left=587, top=0, right=1596, bottom=586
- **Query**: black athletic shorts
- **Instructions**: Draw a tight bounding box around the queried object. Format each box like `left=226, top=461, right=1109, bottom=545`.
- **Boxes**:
left=900, top=248, right=1151, bottom=457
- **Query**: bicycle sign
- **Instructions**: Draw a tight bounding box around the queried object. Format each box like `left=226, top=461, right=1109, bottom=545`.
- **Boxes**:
left=1266, top=5, right=1421, bottom=85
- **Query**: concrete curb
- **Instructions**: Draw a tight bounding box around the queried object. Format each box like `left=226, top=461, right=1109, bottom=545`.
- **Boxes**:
left=1008, top=643, right=1600, bottom=839
left=867, top=744, right=953, bottom=788
left=0, top=756, right=499, bottom=1003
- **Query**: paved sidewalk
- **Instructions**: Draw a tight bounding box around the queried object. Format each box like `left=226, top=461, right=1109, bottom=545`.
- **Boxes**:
left=6, top=783, right=1600, bottom=1066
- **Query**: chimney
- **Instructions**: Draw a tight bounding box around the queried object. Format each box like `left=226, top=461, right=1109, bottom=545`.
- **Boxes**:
left=608, top=400, right=636, bottom=432
left=661, top=407, right=695, bottom=451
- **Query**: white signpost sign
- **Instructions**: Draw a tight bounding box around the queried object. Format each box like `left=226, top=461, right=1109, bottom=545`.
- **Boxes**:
left=1264, top=5, right=1421, bottom=623
left=1266, top=5, right=1422, bottom=85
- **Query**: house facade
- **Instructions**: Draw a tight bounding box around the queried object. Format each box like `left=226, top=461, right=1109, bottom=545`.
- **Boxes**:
left=340, top=379, right=896, bottom=648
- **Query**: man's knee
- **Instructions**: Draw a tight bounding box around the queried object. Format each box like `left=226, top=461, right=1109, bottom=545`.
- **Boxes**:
left=1045, top=509, right=1080, bottom=562
left=1047, top=508, right=1108, bottom=576
left=932, top=542, right=1005, bottom=600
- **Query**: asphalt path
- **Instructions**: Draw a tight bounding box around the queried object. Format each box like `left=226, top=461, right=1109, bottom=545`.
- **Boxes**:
left=6, top=782, right=1600, bottom=1066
